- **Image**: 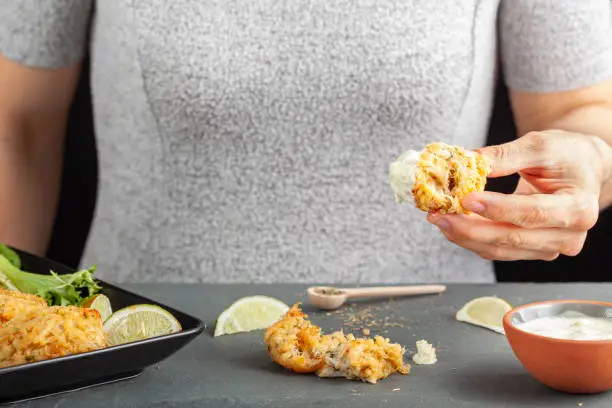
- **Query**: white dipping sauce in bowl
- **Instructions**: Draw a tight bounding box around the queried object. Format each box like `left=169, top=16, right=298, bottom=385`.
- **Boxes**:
left=516, top=310, right=612, bottom=341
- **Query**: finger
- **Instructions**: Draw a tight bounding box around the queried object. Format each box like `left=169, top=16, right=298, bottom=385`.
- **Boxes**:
left=513, top=177, right=538, bottom=195
left=427, top=213, right=587, bottom=256
left=477, top=132, right=553, bottom=177
left=442, top=231, right=560, bottom=261
left=461, top=191, right=599, bottom=231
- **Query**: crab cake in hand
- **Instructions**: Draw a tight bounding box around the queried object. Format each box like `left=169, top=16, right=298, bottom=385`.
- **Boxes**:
left=390, top=142, right=491, bottom=214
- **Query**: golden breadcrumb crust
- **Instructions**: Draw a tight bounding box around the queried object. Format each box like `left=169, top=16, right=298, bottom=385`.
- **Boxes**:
left=264, top=303, right=410, bottom=383
left=0, top=290, right=107, bottom=368
left=0, top=288, right=47, bottom=323
left=412, top=142, right=491, bottom=214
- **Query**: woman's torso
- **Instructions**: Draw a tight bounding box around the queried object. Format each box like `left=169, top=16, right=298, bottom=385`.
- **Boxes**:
left=83, top=0, right=500, bottom=283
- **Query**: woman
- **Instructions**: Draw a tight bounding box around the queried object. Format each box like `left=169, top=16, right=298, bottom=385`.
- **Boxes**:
left=0, top=0, right=611, bottom=283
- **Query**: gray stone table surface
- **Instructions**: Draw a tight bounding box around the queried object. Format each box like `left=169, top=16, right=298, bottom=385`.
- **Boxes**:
left=17, top=283, right=612, bottom=408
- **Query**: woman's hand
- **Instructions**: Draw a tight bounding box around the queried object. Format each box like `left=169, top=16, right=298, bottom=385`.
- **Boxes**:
left=428, top=130, right=612, bottom=261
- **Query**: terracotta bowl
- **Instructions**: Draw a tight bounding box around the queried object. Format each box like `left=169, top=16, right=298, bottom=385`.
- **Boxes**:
left=503, top=300, right=612, bottom=394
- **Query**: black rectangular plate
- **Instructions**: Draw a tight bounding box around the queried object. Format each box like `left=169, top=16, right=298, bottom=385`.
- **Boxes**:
left=0, top=248, right=205, bottom=404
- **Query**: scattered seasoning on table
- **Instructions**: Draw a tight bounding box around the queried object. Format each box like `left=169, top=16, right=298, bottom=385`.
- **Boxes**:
left=324, top=300, right=408, bottom=333
left=383, top=315, right=404, bottom=328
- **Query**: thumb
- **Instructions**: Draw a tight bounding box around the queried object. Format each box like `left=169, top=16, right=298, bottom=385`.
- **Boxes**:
left=476, top=133, right=550, bottom=178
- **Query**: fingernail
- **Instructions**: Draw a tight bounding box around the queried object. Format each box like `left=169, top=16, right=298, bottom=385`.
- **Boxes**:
left=463, top=200, right=486, bottom=214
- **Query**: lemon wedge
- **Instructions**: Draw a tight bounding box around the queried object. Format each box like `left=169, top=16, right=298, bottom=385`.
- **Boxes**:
left=103, top=304, right=182, bottom=346
left=455, top=296, right=512, bottom=335
left=214, top=295, right=289, bottom=337
left=81, top=294, right=113, bottom=322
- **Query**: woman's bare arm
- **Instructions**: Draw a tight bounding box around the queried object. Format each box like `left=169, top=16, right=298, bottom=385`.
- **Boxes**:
left=510, top=80, right=612, bottom=210
left=0, top=54, right=82, bottom=255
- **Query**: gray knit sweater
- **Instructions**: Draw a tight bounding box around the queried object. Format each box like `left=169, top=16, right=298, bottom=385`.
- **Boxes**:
left=1, top=0, right=611, bottom=283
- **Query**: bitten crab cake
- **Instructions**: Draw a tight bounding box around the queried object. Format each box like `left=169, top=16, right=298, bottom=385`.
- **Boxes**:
left=389, top=142, right=491, bottom=214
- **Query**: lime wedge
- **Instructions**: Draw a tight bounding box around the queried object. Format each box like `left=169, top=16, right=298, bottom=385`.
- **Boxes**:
left=81, top=294, right=113, bottom=322
left=214, top=295, right=289, bottom=337
left=455, top=296, right=513, bottom=335
left=103, top=304, right=182, bottom=346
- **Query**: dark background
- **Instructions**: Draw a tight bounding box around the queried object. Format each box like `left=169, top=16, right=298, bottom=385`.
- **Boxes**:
left=48, top=57, right=612, bottom=282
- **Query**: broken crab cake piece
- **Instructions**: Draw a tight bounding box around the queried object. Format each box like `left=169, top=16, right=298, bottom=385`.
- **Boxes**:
left=389, top=142, right=491, bottom=214
left=317, top=334, right=411, bottom=384
left=264, top=304, right=411, bottom=383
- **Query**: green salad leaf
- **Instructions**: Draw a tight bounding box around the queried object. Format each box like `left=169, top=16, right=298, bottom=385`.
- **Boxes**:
left=0, top=243, right=21, bottom=268
left=0, top=251, right=101, bottom=306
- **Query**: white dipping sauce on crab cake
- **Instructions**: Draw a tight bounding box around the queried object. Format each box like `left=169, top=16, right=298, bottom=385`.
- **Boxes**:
left=389, top=149, right=423, bottom=204
left=516, top=311, right=612, bottom=341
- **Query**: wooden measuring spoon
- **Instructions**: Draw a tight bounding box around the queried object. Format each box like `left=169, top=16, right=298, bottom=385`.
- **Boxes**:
left=307, top=284, right=447, bottom=310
